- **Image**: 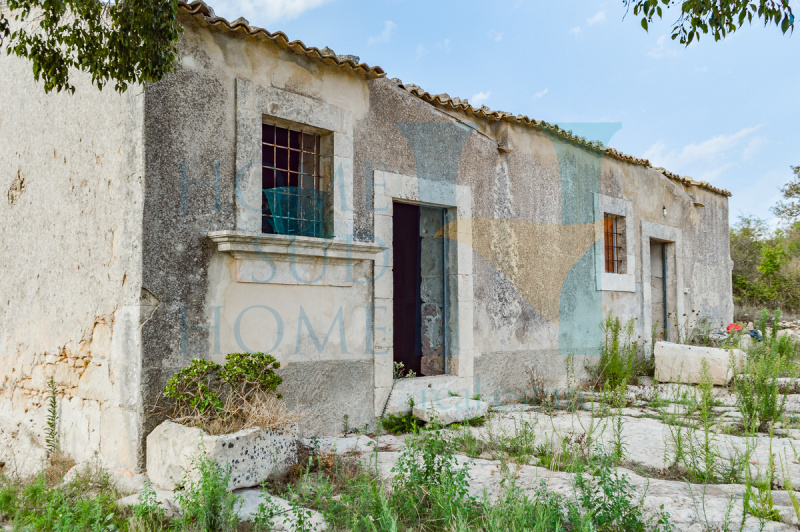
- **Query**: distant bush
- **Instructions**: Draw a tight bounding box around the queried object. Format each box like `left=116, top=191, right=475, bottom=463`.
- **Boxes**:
left=731, top=215, right=800, bottom=314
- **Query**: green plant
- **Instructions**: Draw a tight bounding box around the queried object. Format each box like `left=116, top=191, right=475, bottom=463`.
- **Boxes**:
left=162, top=352, right=292, bottom=434
left=45, top=377, right=59, bottom=457
left=587, top=313, right=644, bottom=390
left=743, top=437, right=781, bottom=522
left=164, top=358, right=225, bottom=414
left=0, top=466, right=125, bottom=531
left=218, top=352, right=282, bottom=397
left=735, top=350, right=790, bottom=432
left=573, top=449, right=673, bottom=531
left=380, top=398, right=421, bottom=435
left=390, top=425, right=473, bottom=527
left=128, top=481, right=167, bottom=531
left=175, top=453, right=241, bottom=532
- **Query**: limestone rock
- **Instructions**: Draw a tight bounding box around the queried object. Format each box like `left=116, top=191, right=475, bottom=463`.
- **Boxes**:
left=119, top=487, right=327, bottom=530
left=146, top=421, right=297, bottom=491
left=118, top=488, right=182, bottom=519
left=654, top=341, right=744, bottom=385
left=412, top=396, right=489, bottom=425
left=236, top=488, right=327, bottom=531
left=299, top=436, right=375, bottom=455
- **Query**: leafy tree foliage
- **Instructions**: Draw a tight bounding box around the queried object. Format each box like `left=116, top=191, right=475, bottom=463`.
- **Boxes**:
left=625, top=0, right=795, bottom=43
left=0, top=0, right=181, bottom=93
left=773, top=166, right=800, bottom=222
left=731, top=215, right=800, bottom=312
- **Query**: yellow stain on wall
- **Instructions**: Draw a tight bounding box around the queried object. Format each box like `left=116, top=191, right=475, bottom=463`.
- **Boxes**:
left=438, top=218, right=602, bottom=325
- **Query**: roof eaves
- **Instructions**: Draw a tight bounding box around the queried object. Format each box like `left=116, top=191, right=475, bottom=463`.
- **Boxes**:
left=178, top=0, right=386, bottom=79
left=175, top=2, right=729, bottom=198
left=396, top=80, right=732, bottom=197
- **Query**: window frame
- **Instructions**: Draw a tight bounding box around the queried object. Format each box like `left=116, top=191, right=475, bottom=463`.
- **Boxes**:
left=594, top=194, right=635, bottom=292
left=261, top=120, right=334, bottom=237
left=234, top=78, right=355, bottom=239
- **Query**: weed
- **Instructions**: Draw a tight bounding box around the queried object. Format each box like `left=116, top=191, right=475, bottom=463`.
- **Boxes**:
left=128, top=481, right=168, bottom=532
left=735, top=351, right=791, bottom=432
left=174, top=453, right=241, bottom=531
left=587, top=313, right=649, bottom=390
left=0, top=465, right=125, bottom=531
left=573, top=449, right=673, bottom=531
left=45, top=377, right=59, bottom=457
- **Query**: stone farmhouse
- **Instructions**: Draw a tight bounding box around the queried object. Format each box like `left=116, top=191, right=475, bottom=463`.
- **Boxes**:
left=0, top=1, right=733, bottom=477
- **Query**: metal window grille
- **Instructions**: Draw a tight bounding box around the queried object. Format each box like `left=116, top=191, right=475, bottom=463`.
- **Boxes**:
left=261, top=123, right=325, bottom=237
left=604, top=213, right=623, bottom=273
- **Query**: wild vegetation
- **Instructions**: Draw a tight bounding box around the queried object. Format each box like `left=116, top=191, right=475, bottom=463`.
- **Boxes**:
left=157, top=352, right=305, bottom=435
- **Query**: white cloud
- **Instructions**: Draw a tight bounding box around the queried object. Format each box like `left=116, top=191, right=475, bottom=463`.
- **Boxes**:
left=218, top=0, right=333, bottom=23
left=587, top=11, right=605, bottom=25
left=416, top=44, right=426, bottom=59
left=368, top=20, right=397, bottom=46
left=569, top=26, right=581, bottom=35
left=438, top=38, right=452, bottom=52
left=533, top=88, right=548, bottom=99
left=644, top=126, right=763, bottom=182
left=648, top=35, right=679, bottom=58
left=487, top=29, right=503, bottom=42
left=742, top=136, right=767, bottom=161
left=471, top=91, right=491, bottom=106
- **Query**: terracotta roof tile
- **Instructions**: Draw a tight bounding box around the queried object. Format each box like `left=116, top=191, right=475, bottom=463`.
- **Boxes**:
left=396, top=80, right=731, bottom=197
left=178, top=1, right=386, bottom=79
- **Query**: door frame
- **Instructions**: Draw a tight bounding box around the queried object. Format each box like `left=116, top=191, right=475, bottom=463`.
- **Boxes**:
left=372, top=169, right=474, bottom=415
left=641, top=221, right=683, bottom=353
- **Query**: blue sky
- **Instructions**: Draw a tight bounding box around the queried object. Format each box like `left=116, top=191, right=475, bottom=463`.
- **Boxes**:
left=209, top=0, right=799, bottom=226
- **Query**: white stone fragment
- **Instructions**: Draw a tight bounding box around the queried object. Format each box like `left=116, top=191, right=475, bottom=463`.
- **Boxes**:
left=654, top=341, right=745, bottom=385
left=236, top=488, right=327, bottom=531
left=299, top=436, right=376, bottom=455
left=146, top=421, right=297, bottom=491
left=412, top=396, right=489, bottom=425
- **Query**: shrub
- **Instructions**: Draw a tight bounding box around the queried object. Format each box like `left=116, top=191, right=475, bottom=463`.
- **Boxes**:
left=161, top=352, right=299, bottom=434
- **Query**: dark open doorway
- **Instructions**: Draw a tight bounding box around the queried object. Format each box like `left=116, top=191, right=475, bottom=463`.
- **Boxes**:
left=393, top=202, right=422, bottom=375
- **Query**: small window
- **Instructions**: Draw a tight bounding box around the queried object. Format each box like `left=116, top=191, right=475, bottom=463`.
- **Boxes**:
left=262, top=123, right=330, bottom=237
left=604, top=213, right=625, bottom=274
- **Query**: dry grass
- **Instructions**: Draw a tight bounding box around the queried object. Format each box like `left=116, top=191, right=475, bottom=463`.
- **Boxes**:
left=519, top=366, right=556, bottom=406
left=43, top=452, right=75, bottom=486
left=171, top=390, right=309, bottom=436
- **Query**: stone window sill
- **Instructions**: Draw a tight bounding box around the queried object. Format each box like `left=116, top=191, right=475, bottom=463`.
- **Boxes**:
left=208, top=231, right=386, bottom=261
left=598, top=271, right=636, bottom=293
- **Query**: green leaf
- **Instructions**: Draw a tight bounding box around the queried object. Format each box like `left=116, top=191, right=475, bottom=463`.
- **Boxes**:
left=641, top=18, right=649, bottom=30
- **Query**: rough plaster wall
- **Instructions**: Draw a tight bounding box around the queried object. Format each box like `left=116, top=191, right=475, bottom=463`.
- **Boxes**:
left=0, top=54, right=145, bottom=475
left=141, top=16, right=373, bottom=443
left=453, top=116, right=733, bottom=402
left=419, top=206, right=445, bottom=375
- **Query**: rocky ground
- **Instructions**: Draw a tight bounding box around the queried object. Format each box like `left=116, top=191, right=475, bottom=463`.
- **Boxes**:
left=113, top=379, right=800, bottom=531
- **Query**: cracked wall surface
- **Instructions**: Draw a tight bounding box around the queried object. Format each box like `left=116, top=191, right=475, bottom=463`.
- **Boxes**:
left=0, top=46, right=146, bottom=476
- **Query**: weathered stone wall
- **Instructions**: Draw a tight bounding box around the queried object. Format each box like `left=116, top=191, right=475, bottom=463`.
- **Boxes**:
left=139, top=14, right=375, bottom=442
left=0, top=52, right=145, bottom=475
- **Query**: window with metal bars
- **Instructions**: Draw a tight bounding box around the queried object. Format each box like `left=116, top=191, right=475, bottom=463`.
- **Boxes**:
left=604, top=213, right=624, bottom=274
left=261, top=122, right=330, bottom=237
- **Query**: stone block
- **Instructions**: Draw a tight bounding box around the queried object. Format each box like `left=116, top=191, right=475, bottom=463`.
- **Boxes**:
left=235, top=489, right=328, bottom=531
left=146, top=421, right=297, bottom=491
left=654, top=341, right=745, bottom=385
left=412, top=396, right=489, bottom=425
left=383, top=375, right=464, bottom=415
left=299, top=436, right=376, bottom=455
